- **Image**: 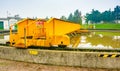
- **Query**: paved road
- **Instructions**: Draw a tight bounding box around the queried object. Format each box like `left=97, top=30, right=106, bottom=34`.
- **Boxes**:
left=0, top=39, right=8, bottom=44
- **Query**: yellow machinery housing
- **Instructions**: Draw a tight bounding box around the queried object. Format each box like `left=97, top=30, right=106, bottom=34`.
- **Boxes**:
left=10, top=18, right=81, bottom=48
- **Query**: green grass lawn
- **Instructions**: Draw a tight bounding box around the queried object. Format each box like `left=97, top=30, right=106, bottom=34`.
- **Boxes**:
left=82, top=23, right=120, bottom=30
left=95, top=32, right=120, bottom=36
left=95, top=23, right=120, bottom=29
left=0, top=28, right=3, bottom=30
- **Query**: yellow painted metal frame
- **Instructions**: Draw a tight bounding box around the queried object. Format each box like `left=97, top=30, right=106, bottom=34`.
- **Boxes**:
left=10, top=18, right=81, bottom=48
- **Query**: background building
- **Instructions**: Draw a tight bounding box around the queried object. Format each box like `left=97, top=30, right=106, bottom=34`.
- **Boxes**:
left=0, top=15, right=22, bottom=30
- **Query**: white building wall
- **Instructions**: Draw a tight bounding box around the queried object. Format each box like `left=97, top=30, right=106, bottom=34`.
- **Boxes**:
left=0, top=19, right=18, bottom=30
left=0, top=20, right=9, bottom=30
left=81, top=16, right=86, bottom=24
left=82, top=18, right=86, bottom=24
left=4, top=20, right=9, bottom=30
left=115, top=20, right=120, bottom=24
left=9, top=19, right=17, bottom=29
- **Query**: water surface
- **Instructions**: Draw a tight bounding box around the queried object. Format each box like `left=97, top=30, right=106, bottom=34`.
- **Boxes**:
left=71, top=31, right=120, bottom=49
left=0, top=31, right=120, bottom=49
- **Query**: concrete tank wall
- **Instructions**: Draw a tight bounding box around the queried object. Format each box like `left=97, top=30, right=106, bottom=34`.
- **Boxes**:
left=0, top=46, right=120, bottom=69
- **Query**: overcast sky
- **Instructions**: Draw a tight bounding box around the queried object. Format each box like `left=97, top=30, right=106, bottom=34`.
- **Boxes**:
left=0, top=0, right=119, bottom=18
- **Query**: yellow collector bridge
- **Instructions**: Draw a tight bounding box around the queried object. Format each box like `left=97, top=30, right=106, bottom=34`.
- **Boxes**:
left=10, top=18, right=81, bottom=48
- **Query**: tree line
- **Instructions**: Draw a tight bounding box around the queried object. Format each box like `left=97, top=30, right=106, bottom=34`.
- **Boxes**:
left=60, top=9, right=82, bottom=24
left=86, top=5, right=120, bottom=23
left=59, top=5, right=120, bottom=24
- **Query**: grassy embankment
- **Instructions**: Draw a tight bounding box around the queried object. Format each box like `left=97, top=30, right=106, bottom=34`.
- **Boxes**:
left=0, top=28, right=3, bottom=30
left=82, top=23, right=120, bottom=30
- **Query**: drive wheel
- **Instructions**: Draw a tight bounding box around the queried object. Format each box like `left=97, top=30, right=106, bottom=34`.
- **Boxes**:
left=58, top=45, right=67, bottom=48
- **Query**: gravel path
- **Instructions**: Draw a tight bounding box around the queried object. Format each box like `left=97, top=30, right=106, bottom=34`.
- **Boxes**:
left=0, top=58, right=120, bottom=71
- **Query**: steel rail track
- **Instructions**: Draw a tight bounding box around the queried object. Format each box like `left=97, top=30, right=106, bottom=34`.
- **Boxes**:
left=0, top=43, right=120, bottom=52
left=28, top=46, right=120, bottom=52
